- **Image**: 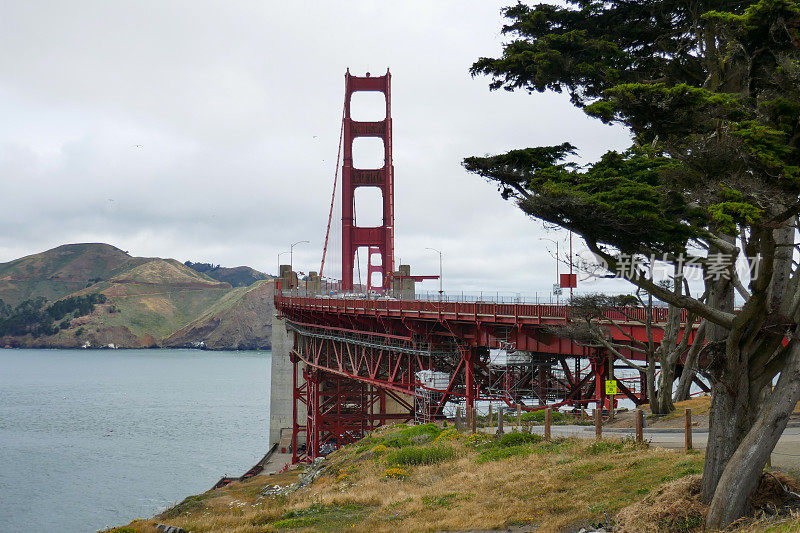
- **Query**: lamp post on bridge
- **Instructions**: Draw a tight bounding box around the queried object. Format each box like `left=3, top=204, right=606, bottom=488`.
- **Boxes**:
left=290, top=240, right=310, bottom=290
left=277, top=250, right=289, bottom=280
left=539, top=237, right=561, bottom=305
left=425, top=247, right=443, bottom=300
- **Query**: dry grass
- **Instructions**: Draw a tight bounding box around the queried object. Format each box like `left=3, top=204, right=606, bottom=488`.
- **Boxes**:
left=615, top=471, right=800, bottom=533
left=110, top=425, right=704, bottom=533
left=615, top=475, right=707, bottom=532
left=108, top=424, right=800, bottom=533
left=647, top=395, right=713, bottom=422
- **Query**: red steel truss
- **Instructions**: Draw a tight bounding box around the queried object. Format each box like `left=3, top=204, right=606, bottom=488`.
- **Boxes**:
left=279, top=70, right=701, bottom=463
left=291, top=355, right=414, bottom=462
left=276, top=292, right=700, bottom=462
left=341, top=69, right=395, bottom=291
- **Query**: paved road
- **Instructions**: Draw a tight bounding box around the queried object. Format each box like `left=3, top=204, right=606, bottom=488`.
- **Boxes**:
left=490, top=425, right=800, bottom=471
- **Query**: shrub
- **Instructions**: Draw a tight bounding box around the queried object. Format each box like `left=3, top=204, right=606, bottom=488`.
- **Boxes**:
left=478, top=445, right=533, bottom=462
left=372, top=444, right=388, bottom=454
left=384, top=423, right=442, bottom=448
left=465, top=433, right=493, bottom=448
left=587, top=440, right=626, bottom=455
left=383, top=466, right=410, bottom=480
left=385, top=445, right=455, bottom=466
left=520, top=409, right=571, bottom=424
left=434, top=427, right=465, bottom=443
left=532, top=438, right=573, bottom=454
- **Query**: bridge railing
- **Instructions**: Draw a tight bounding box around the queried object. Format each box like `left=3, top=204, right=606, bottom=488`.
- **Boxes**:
left=275, top=291, right=694, bottom=324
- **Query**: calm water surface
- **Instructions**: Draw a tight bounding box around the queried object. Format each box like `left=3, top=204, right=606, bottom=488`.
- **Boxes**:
left=0, top=349, right=270, bottom=532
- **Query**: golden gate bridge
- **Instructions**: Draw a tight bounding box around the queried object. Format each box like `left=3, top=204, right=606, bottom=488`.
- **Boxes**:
left=272, top=69, right=701, bottom=463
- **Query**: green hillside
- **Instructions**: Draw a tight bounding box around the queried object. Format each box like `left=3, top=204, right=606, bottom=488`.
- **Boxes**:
left=0, top=244, right=276, bottom=350
left=0, top=243, right=148, bottom=305
left=164, top=279, right=274, bottom=350
left=184, top=261, right=272, bottom=287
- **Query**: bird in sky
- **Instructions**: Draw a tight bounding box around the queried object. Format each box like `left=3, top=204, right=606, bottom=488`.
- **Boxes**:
left=131, top=144, right=143, bottom=149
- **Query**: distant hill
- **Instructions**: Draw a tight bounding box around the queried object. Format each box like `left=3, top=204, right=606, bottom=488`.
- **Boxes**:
left=184, top=261, right=272, bottom=287
left=0, top=243, right=148, bottom=305
left=0, top=244, right=275, bottom=350
left=164, top=280, right=274, bottom=350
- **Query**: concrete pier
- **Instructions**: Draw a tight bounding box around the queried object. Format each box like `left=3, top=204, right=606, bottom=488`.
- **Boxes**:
left=269, top=266, right=296, bottom=449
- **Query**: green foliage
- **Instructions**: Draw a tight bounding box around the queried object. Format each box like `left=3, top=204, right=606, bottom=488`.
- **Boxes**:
left=358, top=423, right=443, bottom=452
left=47, top=293, right=106, bottom=321
left=532, top=437, right=575, bottom=454
left=521, top=409, right=570, bottom=424
left=422, top=492, right=465, bottom=509
left=587, top=440, right=628, bottom=455
left=467, top=0, right=800, bottom=257
left=465, top=147, right=702, bottom=254
left=477, top=444, right=533, bottom=462
left=385, top=445, right=455, bottom=466
left=269, top=502, right=370, bottom=530
left=184, top=260, right=269, bottom=287
left=499, top=431, right=543, bottom=447
left=0, top=293, right=107, bottom=337
left=184, top=260, right=220, bottom=272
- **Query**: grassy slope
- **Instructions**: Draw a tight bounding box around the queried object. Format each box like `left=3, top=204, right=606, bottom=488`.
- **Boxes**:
left=66, top=259, right=233, bottom=341
left=109, top=425, right=708, bottom=533
left=111, top=424, right=800, bottom=533
left=0, top=243, right=147, bottom=305
left=0, top=244, right=275, bottom=348
left=163, top=280, right=274, bottom=349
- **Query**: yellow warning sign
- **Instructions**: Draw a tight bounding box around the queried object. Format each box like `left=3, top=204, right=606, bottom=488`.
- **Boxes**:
left=605, top=380, right=618, bottom=396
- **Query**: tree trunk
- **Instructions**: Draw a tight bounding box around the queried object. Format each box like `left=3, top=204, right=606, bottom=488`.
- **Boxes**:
left=701, top=366, right=752, bottom=502
left=653, top=362, right=676, bottom=414
left=701, top=256, right=736, bottom=501
left=645, top=351, right=657, bottom=414
left=706, top=343, right=800, bottom=527
left=673, top=366, right=694, bottom=403
left=674, top=321, right=706, bottom=402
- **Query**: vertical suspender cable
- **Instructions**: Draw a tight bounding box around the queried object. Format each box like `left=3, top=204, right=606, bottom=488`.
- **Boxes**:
left=319, top=99, right=346, bottom=278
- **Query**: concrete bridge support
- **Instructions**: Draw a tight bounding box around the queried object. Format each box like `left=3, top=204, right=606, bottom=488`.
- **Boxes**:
left=269, top=304, right=295, bottom=451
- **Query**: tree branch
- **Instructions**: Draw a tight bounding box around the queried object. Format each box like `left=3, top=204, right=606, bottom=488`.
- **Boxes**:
left=588, top=241, right=736, bottom=328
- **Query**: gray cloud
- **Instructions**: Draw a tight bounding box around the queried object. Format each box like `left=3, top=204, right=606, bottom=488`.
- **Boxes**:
left=0, top=1, right=632, bottom=296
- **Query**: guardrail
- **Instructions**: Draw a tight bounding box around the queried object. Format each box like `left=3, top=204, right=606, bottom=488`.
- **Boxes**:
left=275, top=293, right=694, bottom=324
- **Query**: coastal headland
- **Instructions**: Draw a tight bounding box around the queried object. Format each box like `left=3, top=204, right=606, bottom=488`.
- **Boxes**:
left=0, top=243, right=275, bottom=350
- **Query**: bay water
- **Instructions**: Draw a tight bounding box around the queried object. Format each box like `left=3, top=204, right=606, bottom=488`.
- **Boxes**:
left=0, top=349, right=271, bottom=532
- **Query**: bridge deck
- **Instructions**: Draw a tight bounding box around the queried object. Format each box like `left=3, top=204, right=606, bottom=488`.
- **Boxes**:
left=274, top=294, right=692, bottom=327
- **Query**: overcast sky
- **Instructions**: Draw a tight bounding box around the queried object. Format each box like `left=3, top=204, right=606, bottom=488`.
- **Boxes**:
left=0, top=1, right=634, bottom=296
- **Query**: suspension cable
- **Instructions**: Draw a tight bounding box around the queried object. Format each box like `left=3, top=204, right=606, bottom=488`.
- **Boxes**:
left=319, top=98, right=346, bottom=278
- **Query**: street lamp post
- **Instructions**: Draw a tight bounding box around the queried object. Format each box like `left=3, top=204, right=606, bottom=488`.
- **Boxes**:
left=425, top=247, right=443, bottom=299
left=539, top=237, right=560, bottom=305
left=277, top=250, right=289, bottom=276
left=290, top=240, right=310, bottom=290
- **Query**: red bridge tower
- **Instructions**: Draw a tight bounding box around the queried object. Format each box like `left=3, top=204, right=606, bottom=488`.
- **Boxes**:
left=341, top=69, right=394, bottom=291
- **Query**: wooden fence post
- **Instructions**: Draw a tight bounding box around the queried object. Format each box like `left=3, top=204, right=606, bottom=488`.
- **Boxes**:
left=685, top=408, right=692, bottom=452
left=594, top=408, right=602, bottom=440
left=497, top=408, right=505, bottom=437
left=471, top=407, right=477, bottom=434
left=488, top=404, right=493, bottom=427
left=455, top=405, right=462, bottom=431
left=516, top=404, right=522, bottom=427
left=544, top=408, right=552, bottom=440
left=635, top=408, right=643, bottom=443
